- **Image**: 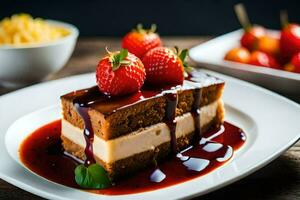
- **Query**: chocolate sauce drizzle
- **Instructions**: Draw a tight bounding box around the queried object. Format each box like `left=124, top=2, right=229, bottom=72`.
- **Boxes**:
left=164, top=92, right=179, bottom=153
left=73, top=88, right=100, bottom=166
left=73, top=103, right=96, bottom=165
left=163, top=88, right=202, bottom=154
left=149, top=87, right=206, bottom=183
left=191, top=88, right=202, bottom=137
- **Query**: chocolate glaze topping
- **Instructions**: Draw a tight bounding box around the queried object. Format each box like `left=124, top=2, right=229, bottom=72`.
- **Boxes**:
left=64, top=70, right=223, bottom=115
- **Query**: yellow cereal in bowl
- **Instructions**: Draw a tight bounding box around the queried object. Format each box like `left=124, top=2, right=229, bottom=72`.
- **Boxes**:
left=0, top=14, right=70, bottom=46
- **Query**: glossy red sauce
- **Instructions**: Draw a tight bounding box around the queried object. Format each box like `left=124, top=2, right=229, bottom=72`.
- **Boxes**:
left=19, top=119, right=246, bottom=195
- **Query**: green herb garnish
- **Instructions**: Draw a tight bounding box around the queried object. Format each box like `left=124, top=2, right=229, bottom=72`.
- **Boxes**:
left=174, top=46, right=193, bottom=76
left=74, top=164, right=111, bottom=189
left=109, top=49, right=131, bottom=71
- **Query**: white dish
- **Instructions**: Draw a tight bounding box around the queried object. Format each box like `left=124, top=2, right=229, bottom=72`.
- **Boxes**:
left=189, top=29, right=300, bottom=94
left=1, top=70, right=300, bottom=200
left=0, top=20, right=79, bottom=87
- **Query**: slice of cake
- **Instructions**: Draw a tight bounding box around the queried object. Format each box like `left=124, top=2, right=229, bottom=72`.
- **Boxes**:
left=60, top=71, right=225, bottom=180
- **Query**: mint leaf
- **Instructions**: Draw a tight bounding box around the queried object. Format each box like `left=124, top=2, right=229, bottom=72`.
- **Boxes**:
left=111, top=49, right=130, bottom=71
left=75, top=164, right=111, bottom=189
left=75, top=165, right=91, bottom=187
left=88, top=164, right=111, bottom=188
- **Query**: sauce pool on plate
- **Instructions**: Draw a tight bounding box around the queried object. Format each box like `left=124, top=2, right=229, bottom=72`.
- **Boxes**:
left=19, top=119, right=246, bottom=195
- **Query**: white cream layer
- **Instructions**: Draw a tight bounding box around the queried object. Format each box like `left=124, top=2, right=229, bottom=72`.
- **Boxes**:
left=62, top=99, right=223, bottom=163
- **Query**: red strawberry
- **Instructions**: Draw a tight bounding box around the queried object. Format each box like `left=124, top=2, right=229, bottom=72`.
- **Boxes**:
left=96, top=49, right=146, bottom=96
left=142, top=47, right=186, bottom=86
left=284, top=52, right=300, bottom=73
left=248, top=51, right=280, bottom=69
left=122, top=24, right=162, bottom=59
left=241, top=26, right=266, bottom=50
left=279, top=11, right=300, bottom=59
left=234, top=4, right=266, bottom=50
left=280, top=23, right=300, bottom=59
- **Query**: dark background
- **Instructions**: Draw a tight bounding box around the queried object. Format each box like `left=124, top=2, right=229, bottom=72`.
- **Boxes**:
left=1, top=0, right=300, bottom=36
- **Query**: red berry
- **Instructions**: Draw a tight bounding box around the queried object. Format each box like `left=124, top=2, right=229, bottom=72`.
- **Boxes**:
left=96, top=49, right=146, bottom=96
left=122, top=24, right=162, bottom=59
left=280, top=23, right=300, bottom=59
left=234, top=4, right=266, bottom=50
left=248, top=51, right=280, bottom=69
left=142, top=47, right=185, bottom=86
left=284, top=52, right=300, bottom=73
left=241, top=26, right=266, bottom=50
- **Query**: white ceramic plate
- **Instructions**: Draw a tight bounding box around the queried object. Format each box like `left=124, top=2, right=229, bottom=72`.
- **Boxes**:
left=1, top=70, right=300, bottom=200
left=189, top=29, right=300, bottom=95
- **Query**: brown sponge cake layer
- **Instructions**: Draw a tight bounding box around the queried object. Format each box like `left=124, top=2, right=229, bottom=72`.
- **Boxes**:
left=61, top=82, right=224, bottom=140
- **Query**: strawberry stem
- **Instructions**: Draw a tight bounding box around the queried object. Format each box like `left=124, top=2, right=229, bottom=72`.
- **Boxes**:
left=150, top=24, right=157, bottom=33
left=105, top=46, right=112, bottom=54
left=234, top=3, right=252, bottom=31
left=280, top=10, right=289, bottom=28
left=174, top=46, right=179, bottom=55
left=136, top=23, right=143, bottom=32
left=108, top=49, right=131, bottom=71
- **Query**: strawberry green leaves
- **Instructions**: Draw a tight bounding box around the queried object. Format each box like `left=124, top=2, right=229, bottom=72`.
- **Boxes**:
left=74, top=164, right=111, bottom=189
left=175, top=46, right=193, bottom=75
left=178, top=49, right=188, bottom=66
left=109, top=49, right=131, bottom=71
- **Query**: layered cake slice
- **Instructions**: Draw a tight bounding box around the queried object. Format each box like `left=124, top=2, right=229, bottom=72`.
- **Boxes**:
left=60, top=70, right=225, bottom=180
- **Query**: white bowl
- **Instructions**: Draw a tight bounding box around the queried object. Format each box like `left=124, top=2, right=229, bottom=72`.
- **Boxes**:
left=189, top=29, right=300, bottom=95
left=0, top=20, right=79, bottom=87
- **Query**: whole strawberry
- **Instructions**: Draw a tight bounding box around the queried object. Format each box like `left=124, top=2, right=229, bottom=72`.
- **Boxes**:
left=280, top=23, right=300, bottom=59
left=122, top=24, right=162, bottom=59
left=279, top=11, right=300, bottom=59
left=142, top=47, right=187, bottom=86
left=241, top=26, right=266, bottom=51
left=234, top=4, right=266, bottom=50
left=96, top=49, right=146, bottom=96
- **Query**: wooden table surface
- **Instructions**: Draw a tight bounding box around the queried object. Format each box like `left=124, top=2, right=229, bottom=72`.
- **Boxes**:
left=1, top=37, right=300, bottom=200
